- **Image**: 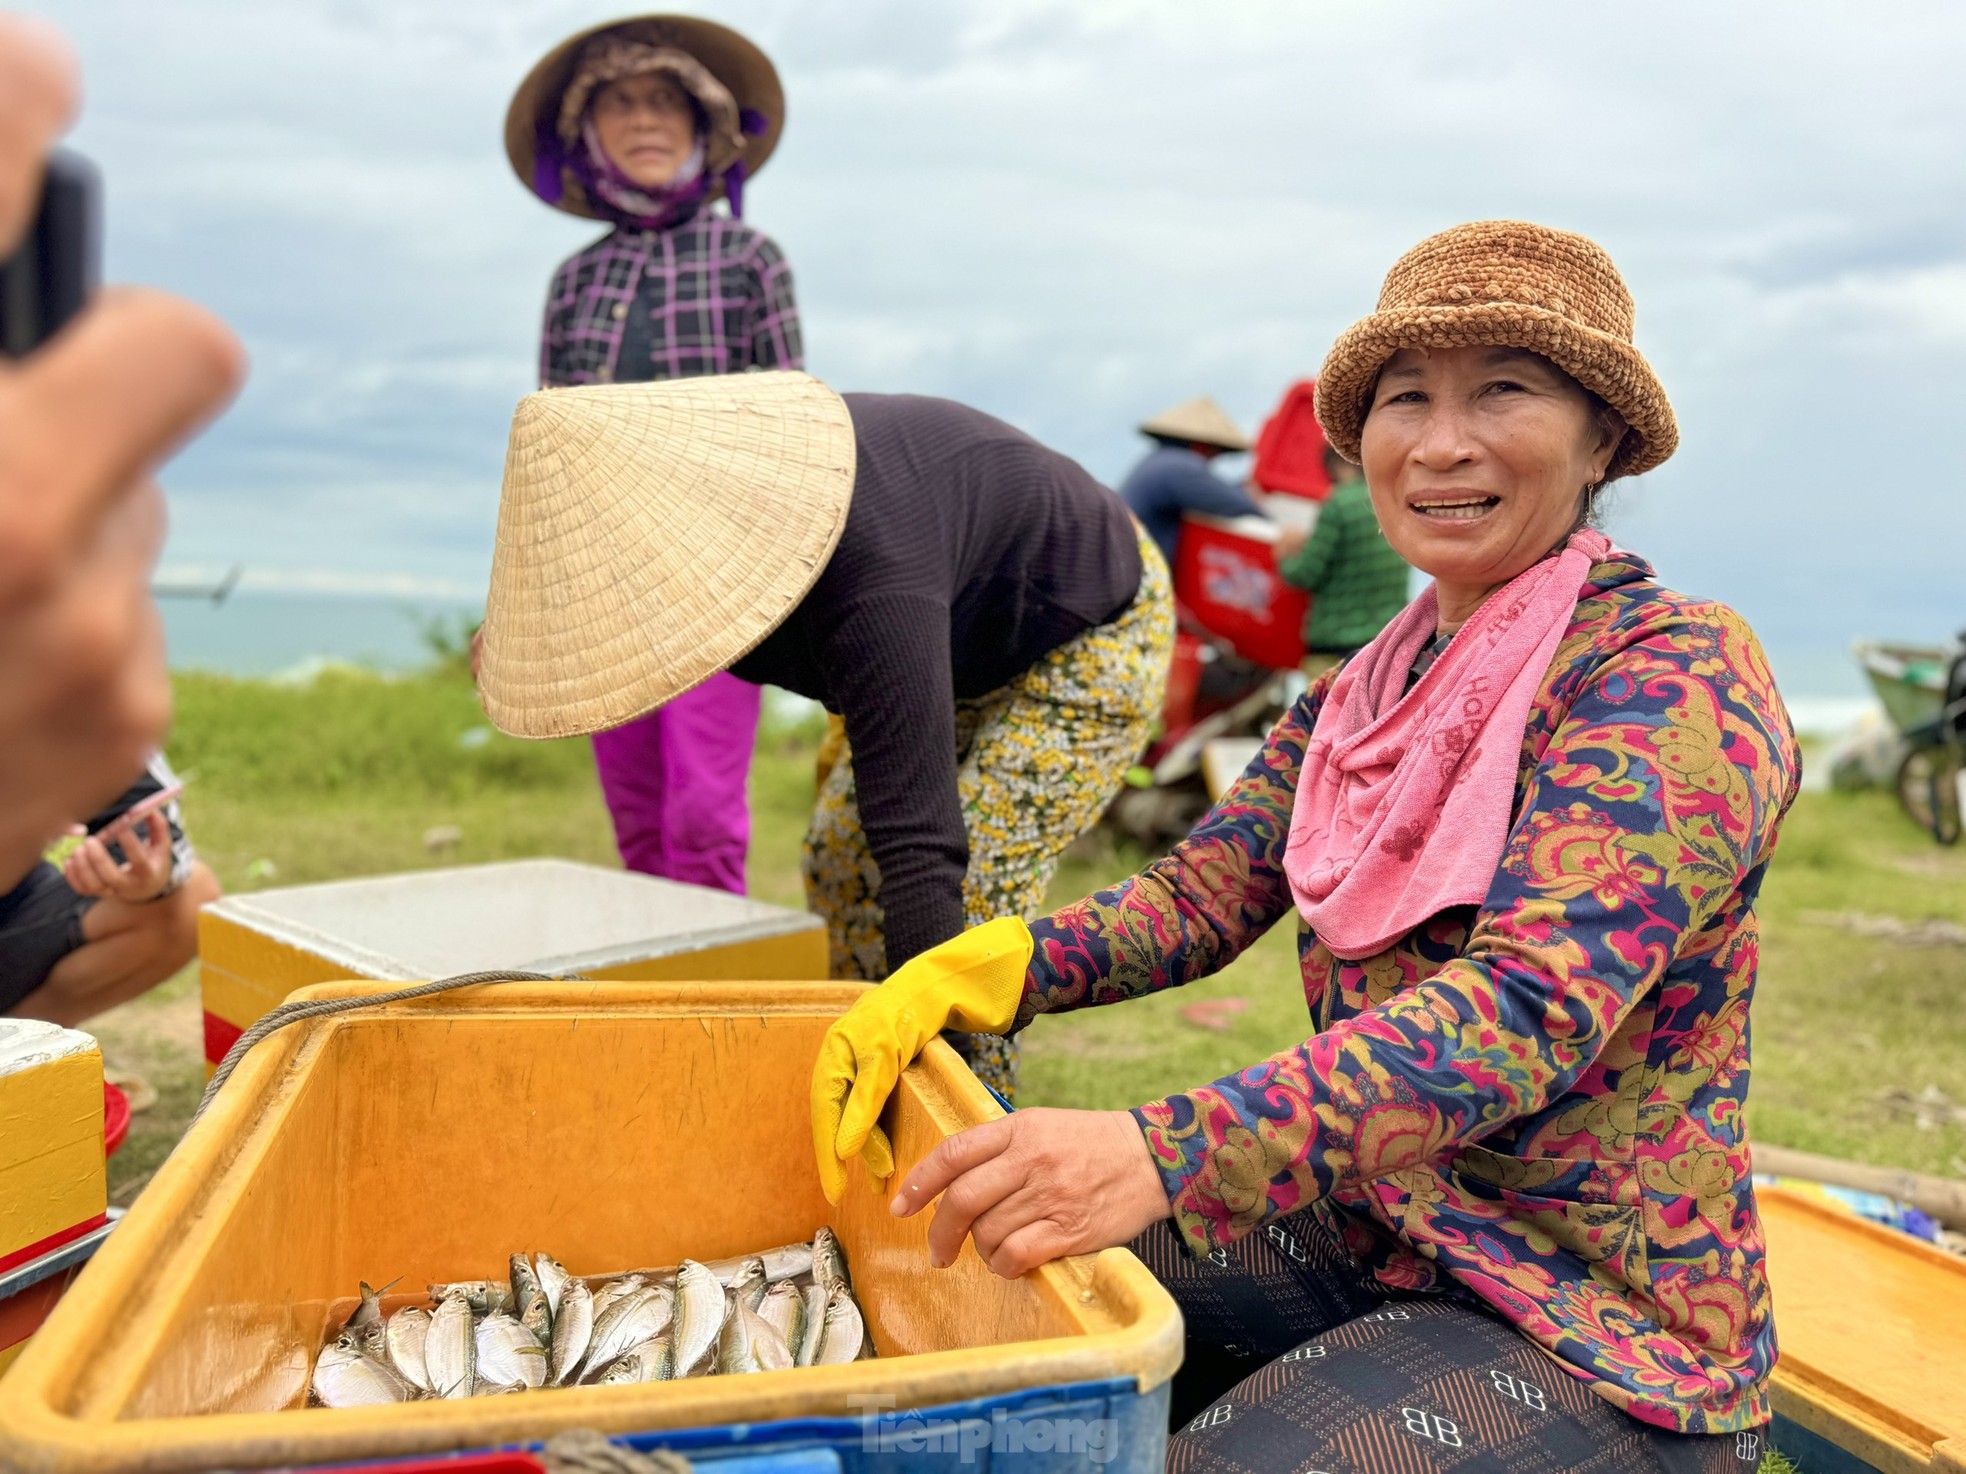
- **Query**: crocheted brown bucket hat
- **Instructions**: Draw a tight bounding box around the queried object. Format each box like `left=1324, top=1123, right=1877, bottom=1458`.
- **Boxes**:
left=1315, top=221, right=1677, bottom=480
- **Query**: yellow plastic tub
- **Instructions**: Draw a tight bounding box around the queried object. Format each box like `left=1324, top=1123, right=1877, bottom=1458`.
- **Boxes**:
left=1762, top=1184, right=1966, bottom=1473
left=0, top=981, right=1181, bottom=1474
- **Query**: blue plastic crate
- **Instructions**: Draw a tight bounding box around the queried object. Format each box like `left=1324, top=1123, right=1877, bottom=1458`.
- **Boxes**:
left=299, top=1376, right=1167, bottom=1473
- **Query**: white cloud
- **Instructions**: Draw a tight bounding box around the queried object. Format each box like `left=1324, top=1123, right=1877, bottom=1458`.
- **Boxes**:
left=38, top=0, right=1966, bottom=694
left=1746, top=262, right=1966, bottom=352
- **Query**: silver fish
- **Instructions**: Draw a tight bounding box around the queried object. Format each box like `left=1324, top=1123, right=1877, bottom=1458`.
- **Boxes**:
left=760, top=1242, right=815, bottom=1283
left=549, top=1276, right=594, bottom=1386
left=341, top=1279, right=393, bottom=1361
left=312, top=1342, right=416, bottom=1407
left=815, top=1283, right=866, bottom=1366
left=795, top=1282, right=827, bottom=1368
left=520, top=1289, right=553, bottom=1346
left=811, top=1228, right=850, bottom=1295
left=727, top=1257, right=768, bottom=1314
left=704, top=1244, right=812, bottom=1286
left=473, top=1378, right=526, bottom=1397
left=535, top=1253, right=571, bottom=1321
left=428, top=1279, right=514, bottom=1318
left=582, top=1285, right=673, bottom=1380
left=757, top=1281, right=806, bottom=1360
left=718, top=1303, right=794, bottom=1375
left=509, top=1253, right=543, bottom=1314
left=383, top=1306, right=432, bottom=1394
left=590, top=1273, right=648, bottom=1321
left=475, top=1312, right=547, bottom=1390
left=671, top=1260, right=724, bottom=1378
left=597, top=1334, right=674, bottom=1386
left=425, top=1291, right=477, bottom=1399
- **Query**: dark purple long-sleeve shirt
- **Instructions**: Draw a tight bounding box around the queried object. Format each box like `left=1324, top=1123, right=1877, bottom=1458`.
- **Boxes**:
left=731, top=395, right=1142, bottom=968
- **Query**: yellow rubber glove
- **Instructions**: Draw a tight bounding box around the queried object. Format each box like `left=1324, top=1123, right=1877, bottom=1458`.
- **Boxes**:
left=810, top=916, right=1034, bottom=1203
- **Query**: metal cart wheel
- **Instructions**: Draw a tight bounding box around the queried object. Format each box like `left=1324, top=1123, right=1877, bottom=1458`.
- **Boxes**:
left=1896, top=744, right=1963, bottom=845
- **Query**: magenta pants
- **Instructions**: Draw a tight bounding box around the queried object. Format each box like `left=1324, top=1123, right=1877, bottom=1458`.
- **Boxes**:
left=589, top=673, right=761, bottom=895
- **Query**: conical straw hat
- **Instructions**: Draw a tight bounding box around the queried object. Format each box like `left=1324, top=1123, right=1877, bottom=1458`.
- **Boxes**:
left=1138, top=396, right=1249, bottom=452
left=478, top=370, right=856, bottom=739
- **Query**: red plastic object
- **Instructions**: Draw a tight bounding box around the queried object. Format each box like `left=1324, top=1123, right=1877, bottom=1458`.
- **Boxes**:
left=0, top=1268, right=77, bottom=1361
left=102, top=1081, right=130, bottom=1159
left=1250, top=379, right=1332, bottom=501
left=202, top=1007, right=242, bottom=1068
left=1160, top=630, right=1206, bottom=733
left=1172, top=519, right=1308, bottom=671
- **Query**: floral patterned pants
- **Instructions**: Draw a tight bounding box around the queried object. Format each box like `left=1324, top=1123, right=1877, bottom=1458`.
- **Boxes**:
left=801, top=531, right=1173, bottom=1099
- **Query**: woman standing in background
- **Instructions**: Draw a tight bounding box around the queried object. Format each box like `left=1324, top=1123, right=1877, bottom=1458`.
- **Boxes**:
left=503, top=14, right=800, bottom=893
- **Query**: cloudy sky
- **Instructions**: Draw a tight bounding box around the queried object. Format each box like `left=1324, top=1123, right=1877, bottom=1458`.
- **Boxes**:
left=40, top=0, right=1966, bottom=695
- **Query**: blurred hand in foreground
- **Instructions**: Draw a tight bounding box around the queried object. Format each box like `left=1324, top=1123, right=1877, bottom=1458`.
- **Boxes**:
left=810, top=915, right=1033, bottom=1202
left=889, top=1109, right=1172, bottom=1279
left=0, top=12, right=244, bottom=888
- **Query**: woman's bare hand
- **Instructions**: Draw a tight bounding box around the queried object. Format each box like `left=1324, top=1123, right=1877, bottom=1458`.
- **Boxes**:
left=889, top=1108, right=1172, bottom=1279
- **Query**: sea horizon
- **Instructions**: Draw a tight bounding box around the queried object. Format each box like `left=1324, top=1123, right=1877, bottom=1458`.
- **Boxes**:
left=161, top=586, right=1891, bottom=740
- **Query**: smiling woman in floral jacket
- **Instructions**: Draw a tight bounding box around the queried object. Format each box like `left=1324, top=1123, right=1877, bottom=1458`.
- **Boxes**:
left=813, top=222, right=1797, bottom=1473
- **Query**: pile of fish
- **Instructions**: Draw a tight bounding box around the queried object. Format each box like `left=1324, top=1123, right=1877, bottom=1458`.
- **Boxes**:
left=310, top=1229, right=870, bottom=1408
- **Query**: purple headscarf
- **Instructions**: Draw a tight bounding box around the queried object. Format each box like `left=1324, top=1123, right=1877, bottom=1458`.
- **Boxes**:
left=530, top=37, right=768, bottom=229
left=575, top=118, right=712, bottom=231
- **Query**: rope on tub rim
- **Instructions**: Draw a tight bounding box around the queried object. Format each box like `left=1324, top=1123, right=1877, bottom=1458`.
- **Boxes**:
left=540, top=1430, right=692, bottom=1474
left=192, top=969, right=582, bottom=1125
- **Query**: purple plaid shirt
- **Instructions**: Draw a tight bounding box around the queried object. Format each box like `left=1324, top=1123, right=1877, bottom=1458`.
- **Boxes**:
left=539, top=213, right=802, bottom=388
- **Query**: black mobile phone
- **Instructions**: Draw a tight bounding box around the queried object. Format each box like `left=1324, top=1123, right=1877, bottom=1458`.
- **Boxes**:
left=0, top=148, right=99, bottom=357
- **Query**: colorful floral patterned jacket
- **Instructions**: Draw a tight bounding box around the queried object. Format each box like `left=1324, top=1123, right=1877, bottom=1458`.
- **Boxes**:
left=1018, top=552, right=1798, bottom=1434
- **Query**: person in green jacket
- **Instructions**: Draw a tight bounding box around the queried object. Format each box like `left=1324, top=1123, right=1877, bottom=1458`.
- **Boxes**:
left=1277, top=445, right=1411, bottom=674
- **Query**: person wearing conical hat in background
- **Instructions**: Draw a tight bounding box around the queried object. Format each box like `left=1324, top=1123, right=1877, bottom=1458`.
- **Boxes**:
left=499, top=14, right=800, bottom=896
left=477, top=374, right=1174, bottom=1102
left=1118, top=395, right=1263, bottom=569
left=811, top=222, right=1796, bottom=1466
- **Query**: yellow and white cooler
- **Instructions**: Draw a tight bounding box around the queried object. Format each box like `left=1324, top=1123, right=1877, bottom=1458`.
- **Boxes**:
left=198, top=858, right=828, bottom=1069
left=0, top=1021, right=107, bottom=1380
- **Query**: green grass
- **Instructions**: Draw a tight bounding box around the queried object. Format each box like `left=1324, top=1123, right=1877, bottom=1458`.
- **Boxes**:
left=168, top=666, right=619, bottom=888
left=1748, top=787, right=1966, bottom=1177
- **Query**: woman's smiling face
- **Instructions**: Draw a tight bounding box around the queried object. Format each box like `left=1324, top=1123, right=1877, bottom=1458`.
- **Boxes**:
left=1358, top=345, right=1624, bottom=620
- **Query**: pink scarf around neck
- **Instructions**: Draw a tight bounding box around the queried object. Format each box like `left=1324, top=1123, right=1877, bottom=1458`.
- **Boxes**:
left=1283, top=528, right=1613, bottom=960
